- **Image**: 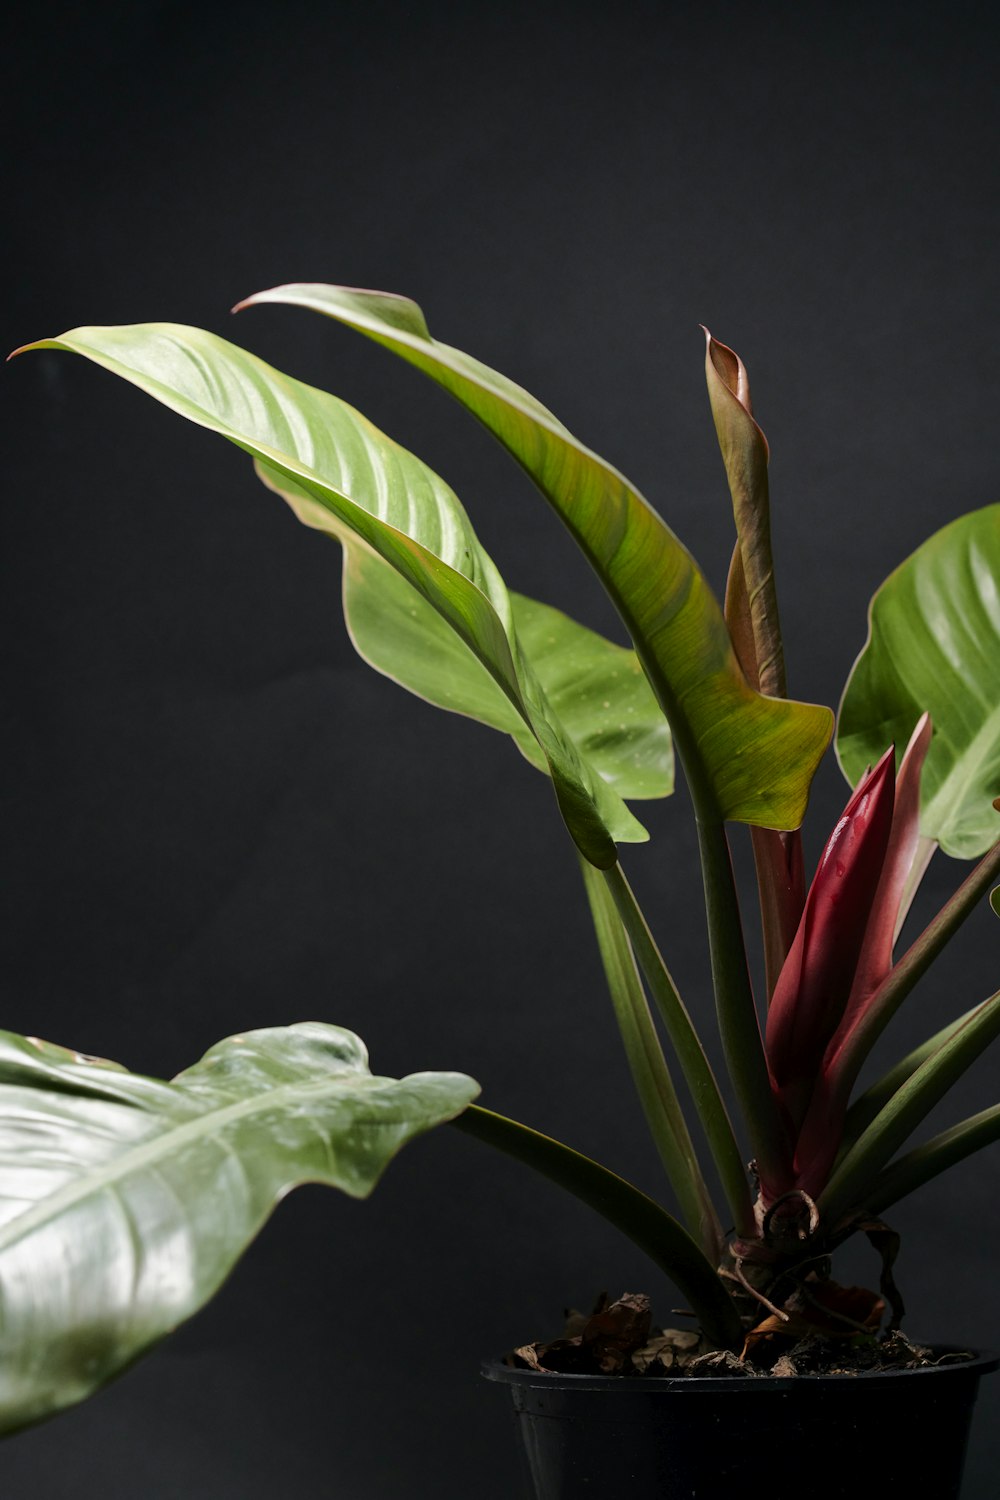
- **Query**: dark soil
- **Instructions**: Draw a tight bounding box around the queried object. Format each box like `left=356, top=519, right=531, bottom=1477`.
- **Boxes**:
left=509, top=1291, right=975, bottom=1379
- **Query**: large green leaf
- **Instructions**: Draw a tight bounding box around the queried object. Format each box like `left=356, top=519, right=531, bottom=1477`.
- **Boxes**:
left=838, top=505, right=1000, bottom=859
left=0, top=1023, right=478, bottom=1433
left=16, top=325, right=653, bottom=866
left=236, top=284, right=833, bottom=831
left=257, top=463, right=672, bottom=800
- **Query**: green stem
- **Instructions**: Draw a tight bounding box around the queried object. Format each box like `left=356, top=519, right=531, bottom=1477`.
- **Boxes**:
left=861, top=1104, right=1000, bottom=1217
left=601, top=862, right=755, bottom=1239
left=579, top=856, right=722, bottom=1261
left=695, top=818, right=791, bottom=1194
left=451, top=1104, right=742, bottom=1350
left=819, top=988, right=1000, bottom=1228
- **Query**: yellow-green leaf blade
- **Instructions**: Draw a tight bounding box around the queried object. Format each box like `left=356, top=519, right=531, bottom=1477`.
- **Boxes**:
left=237, top=284, right=833, bottom=830
left=17, top=323, right=650, bottom=864
left=511, top=595, right=672, bottom=800
left=257, top=463, right=672, bottom=801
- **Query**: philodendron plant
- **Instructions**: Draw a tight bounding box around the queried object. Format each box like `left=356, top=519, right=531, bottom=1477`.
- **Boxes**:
left=5, top=287, right=999, bottom=1429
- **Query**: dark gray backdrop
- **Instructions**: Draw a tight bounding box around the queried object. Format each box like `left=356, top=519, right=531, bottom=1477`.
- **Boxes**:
left=4, top=1, right=998, bottom=1495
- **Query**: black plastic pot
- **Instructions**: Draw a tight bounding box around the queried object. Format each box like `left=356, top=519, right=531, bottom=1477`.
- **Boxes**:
left=484, top=1350, right=998, bottom=1499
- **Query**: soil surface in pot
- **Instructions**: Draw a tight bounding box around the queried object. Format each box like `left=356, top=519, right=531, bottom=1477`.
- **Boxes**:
left=510, top=1290, right=975, bottom=1380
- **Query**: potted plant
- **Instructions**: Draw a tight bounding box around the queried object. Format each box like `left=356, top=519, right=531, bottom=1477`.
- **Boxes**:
left=7, top=286, right=999, bottom=1496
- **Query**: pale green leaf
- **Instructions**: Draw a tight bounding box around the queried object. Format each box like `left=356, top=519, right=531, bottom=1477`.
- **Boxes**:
left=17, top=324, right=654, bottom=865
left=236, top=284, right=833, bottom=831
left=838, top=505, right=1000, bottom=859
left=256, top=463, right=672, bottom=799
left=0, top=1023, right=478, bottom=1433
left=512, top=596, right=673, bottom=799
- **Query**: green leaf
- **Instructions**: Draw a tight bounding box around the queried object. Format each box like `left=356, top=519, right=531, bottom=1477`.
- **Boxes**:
left=838, top=505, right=1000, bottom=859
left=452, top=1105, right=742, bottom=1349
left=15, top=325, right=652, bottom=867
left=0, top=1023, right=478, bottom=1433
left=819, top=988, right=1000, bottom=1226
left=236, top=284, right=833, bottom=832
left=862, top=1103, right=1000, bottom=1217
left=578, top=856, right=719, bottom=1258
left=511, top=595, right=673, bottom=800
left=256, top=463, right=672, bottom=799
left=600, top=861, right=758, bottom=1237
left=839, top=1006, right=978, bottom=1152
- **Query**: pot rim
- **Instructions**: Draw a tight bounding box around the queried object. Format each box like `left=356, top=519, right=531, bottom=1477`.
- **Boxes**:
left=482, top=1347, right=1000, bottom=1393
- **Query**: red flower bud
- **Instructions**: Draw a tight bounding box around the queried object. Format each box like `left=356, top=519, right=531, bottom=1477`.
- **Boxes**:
left=765, top=747, right=896, bottom=1134
left=791, top=715, right=933, bottom=1195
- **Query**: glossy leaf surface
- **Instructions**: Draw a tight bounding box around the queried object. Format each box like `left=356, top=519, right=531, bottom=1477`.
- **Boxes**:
left=238, top=283, right=833, bottom=831
left=838, top=505, right=1000, bottom=859
left=257, top=464, right=672, bottom=799
left=0, top=1024, right=478, bottom=1433
left=17, top=324, right=652, bottom=865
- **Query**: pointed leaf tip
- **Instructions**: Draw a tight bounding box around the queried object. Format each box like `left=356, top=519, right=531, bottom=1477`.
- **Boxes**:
left=704, top=329, right=755, bottom=419
left=841, top=743, right=896, bottom=816
left=236, top=283, right=432, bottom=341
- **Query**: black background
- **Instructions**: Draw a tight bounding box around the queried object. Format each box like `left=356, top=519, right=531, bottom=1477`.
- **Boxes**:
left=3, top=2, right=999, bottom=1495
